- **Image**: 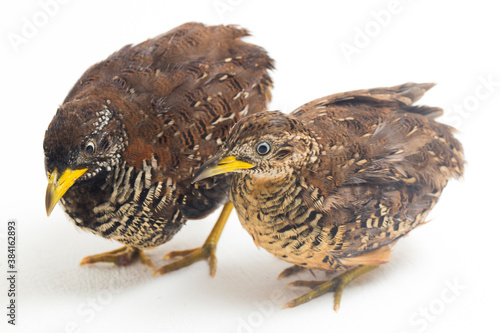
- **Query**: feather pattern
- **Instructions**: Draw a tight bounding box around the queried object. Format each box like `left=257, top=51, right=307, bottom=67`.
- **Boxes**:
left=202, top=82, right=463, bottom=271
left=44, top=23, right=274, bottom=248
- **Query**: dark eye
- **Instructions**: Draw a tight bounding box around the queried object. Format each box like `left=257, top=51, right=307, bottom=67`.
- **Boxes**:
left=256, top=142, right=271, bottom=155
left=85, top=141, right=96, bottom=156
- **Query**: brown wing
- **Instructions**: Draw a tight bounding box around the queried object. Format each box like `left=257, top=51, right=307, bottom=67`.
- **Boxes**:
left=65, top=22, right=273, bottom=220
left=290, top=83, right=464, bottom=267
left=293, top=82, right=463, bottom=192
left=65, top=23, right=273, bottom=170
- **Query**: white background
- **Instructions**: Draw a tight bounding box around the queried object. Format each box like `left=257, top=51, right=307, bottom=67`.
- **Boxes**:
left=1, top=0, right=499, bottom=332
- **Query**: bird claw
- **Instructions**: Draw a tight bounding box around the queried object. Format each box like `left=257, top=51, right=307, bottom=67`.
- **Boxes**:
left=153, top=202, right=233, bottom=277
left=154, top=202, right=233, bottom=277
left=154, top=242, right=217, bottom=277
left=283, top=265, right=379, bottom=311
left=287, top=279, right=328, bottom=289
left=163, top=248, right=198, bottom=260
left=278, top=265, right=318, bottom=279
left=80, top=246, right=155, bottom=270
left=278, top=265, right=307, bottom=279
left=283, top=277, right=345, bottom=311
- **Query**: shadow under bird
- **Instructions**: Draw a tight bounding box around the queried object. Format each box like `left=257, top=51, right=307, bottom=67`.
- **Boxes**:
left=43, top=22, right=273, bottom=275
left=193, top=83, right=464, bottom=310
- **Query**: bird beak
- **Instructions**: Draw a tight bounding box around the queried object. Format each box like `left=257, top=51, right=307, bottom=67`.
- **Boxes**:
left=193, top=155, right=254, bottom=183
left=45, top=168, right=88, bottom=216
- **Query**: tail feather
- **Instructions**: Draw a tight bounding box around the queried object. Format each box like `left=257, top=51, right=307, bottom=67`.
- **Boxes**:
left=339, top=245, right=392, bottom=266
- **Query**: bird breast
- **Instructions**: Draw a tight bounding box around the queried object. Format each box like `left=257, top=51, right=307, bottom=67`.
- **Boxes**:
left=230, top=172, right=332, bottom=268
left=61, top=159, right=183, bottom=249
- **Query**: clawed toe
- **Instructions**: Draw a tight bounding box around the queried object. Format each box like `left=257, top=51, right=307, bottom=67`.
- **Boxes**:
left=278, top=265, right=307, bottom=279
left=283, top=265, right=378, bottom=311
left=287, top=280, right=327, bottom=289
left=154, top=202, right=233, bottom=277
left=154, top=244, right=216, bottom=277
left=80, top=246, right=155, bottom=270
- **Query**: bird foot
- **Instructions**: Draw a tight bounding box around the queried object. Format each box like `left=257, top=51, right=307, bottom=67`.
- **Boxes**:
left=283, top=265, right=378, bottom=311
left=287, top=279, right=328, bottom=289
left=154, top=242, right=217, bottom=277
left=80, top=246, right=155, bottom=270
left=153, top=202, right=234, bottom=277
left=278, top=265, right=317, bottom=279
left=278, top=265, right=306, bottom=279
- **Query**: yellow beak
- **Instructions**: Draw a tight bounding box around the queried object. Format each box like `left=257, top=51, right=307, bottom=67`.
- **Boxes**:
left=45, top=168, right=88, bottom=216
left=193, top=156, right=254, bottom=183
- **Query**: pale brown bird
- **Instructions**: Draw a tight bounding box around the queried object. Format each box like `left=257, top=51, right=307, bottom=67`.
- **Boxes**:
left=43, top=22, right=273, bottom=275
left=194, top=83, right=464, bottom=310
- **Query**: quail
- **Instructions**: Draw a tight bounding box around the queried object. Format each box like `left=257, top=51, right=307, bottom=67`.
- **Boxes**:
left=193, top=83, right=464, bottom=310
left=43, top=22, right=273, bottom=275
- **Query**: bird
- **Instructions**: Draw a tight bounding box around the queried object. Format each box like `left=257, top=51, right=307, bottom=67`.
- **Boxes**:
left=193, top=83, right=464, bottom=310
left=43, top=22, right=273, bottom=276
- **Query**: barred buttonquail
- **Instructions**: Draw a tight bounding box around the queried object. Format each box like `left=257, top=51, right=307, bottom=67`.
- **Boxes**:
left=194, top=83, right=464, bottom=310
left=43, top=22, right=273, bottom=275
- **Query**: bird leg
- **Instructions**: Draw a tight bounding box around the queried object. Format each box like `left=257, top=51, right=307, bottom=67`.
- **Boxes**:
left=80, top=246, right=155, bottom=270
left=284, top=265, right=378, bottom=311
left=287, top=279, right=327, bottom=288
left=278, top=265, right=317, bottom=279
left=154, top=202, right=233, bottom=277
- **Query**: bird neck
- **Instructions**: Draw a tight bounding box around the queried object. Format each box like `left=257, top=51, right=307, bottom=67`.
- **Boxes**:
left=229, top=169, right=309, bottom=254
left=230, top=170, right=299, bottom=219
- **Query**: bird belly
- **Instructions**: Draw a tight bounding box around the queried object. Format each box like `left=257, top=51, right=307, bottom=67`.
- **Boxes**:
left=231, top=174, right=343, bottom=270
left=231, top=174, right=441, bottom=272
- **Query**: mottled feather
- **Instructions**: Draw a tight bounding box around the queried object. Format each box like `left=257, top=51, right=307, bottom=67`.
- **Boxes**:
left=44, top=23, right=273, bottom=248
left=199, top=83, right=463, bottom=271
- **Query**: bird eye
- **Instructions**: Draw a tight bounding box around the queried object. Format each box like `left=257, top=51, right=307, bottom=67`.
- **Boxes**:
left=85, top=141, right=96, bottom=156
left=256, top=142, right=271, bottom=156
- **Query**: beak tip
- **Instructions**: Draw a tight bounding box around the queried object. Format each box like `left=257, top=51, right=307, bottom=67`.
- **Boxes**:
left=44, top=167, right=87, bottom=219
left=45, top=195, right=55, bottom=217
left=192, top=171, right=207, bottom=184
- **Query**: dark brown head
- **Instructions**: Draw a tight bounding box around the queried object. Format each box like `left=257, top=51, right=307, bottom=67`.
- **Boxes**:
left=43, top=97, right=127, bottom=215
left=193, top=111, right=317, bottom=182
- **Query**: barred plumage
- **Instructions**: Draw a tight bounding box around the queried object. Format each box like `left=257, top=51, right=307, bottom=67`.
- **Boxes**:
left=194, top=82, right=464, bottom=310
left=43, top=22, right=273, bottom=271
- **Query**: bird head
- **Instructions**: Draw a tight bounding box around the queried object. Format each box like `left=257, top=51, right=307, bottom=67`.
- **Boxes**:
left=193, top=111, right=315, bottom=182
left=43, top=98, right=127, bottom=216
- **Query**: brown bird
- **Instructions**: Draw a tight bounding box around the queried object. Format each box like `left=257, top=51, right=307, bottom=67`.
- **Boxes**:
left=194, top=83, right=464, bottom=310
left=43, top=22, right=273, bottom=275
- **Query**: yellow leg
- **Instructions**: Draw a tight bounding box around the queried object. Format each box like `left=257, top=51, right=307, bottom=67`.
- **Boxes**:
left=80, top=246, right=155, bottom=270
left=284, top=265, right=378, bottom=311
left=154, top=202, right=233, bottom=277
